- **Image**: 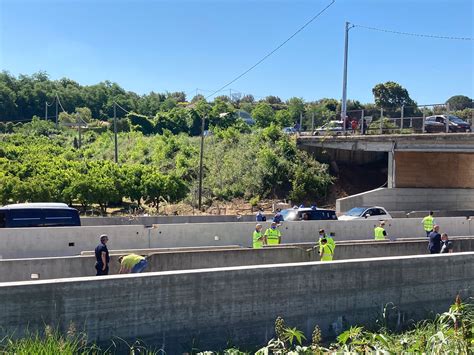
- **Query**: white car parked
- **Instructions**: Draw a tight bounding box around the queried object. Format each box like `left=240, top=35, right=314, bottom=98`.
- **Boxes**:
left=338, top=206, right=392, bottom=221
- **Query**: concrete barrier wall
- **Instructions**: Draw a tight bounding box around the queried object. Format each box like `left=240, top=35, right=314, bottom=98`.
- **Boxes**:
left=336, top=187, right=474, bottom=213
left=1, top=238, right=473, bottom=282
left=81, top=214, right=255, bottom=226
left=0, top=253, right=472, bottom=352
left=1, top=217, right=473, bottom=259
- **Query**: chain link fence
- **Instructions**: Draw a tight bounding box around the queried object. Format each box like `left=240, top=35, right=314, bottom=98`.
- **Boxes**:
left=299, top=103, right=473, bottom=136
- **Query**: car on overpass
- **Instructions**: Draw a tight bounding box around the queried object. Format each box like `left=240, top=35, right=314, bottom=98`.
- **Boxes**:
left=282, top=127, right=298, bottom=135
left=424, top=115, right=471, bottom=133
left=338, top=206, right=392, bottom=221
left=279, top=207, right=338, bottom=221
left=312, top=120, right=344, bottom=136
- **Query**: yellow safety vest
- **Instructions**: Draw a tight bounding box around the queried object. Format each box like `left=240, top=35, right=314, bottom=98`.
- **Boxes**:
left=253, top=231, right=264, bottom=249
left=319, top=235, right=336, bottom=251
left=422, top=215, right=434, bottom=232
left=264, top=228, right=281, bottom=245
left=374, top=227, right=386, bottom=240
left=320, top=244, right=334, bottom=261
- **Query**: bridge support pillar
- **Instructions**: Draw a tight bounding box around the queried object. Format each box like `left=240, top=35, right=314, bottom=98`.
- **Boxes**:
left=388, top=151, right=396, bottom=188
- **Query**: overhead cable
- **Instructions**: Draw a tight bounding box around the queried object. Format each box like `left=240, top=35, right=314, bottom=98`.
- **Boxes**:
left=205, top=0, right=336, bottom=100
left=354, top=24, right=473, bottom=41
left=56, top=94, right=67, bottom=112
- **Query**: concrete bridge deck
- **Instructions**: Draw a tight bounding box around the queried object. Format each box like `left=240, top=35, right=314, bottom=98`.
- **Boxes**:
left=298, top=132, right=474, bottom=152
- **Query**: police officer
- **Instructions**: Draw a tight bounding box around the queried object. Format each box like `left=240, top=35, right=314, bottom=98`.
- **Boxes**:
left=422, top=211, right=435, bottom=237
left=94, top=234, right=110, bottom=276
left=253, top=224, right=265, bottom=248
left=374, top=221, right=387, bottom=241
left=264, top=222, right=281, bottom=245
left=319, top=238, right=334, bottom=261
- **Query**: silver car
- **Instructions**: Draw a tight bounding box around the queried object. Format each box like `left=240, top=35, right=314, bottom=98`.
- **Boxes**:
left=313, top=120, right=344, bottom=136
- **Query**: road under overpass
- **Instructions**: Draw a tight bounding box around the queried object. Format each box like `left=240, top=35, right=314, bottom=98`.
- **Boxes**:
left=298, top=133, right=474, bottom=212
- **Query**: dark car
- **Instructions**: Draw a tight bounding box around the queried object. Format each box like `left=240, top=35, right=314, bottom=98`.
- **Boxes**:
left=0, top=203, right=81, bottom=228
left=279, top=207, right=338, bottom=221
left=424, top=115, right=471, bottom=133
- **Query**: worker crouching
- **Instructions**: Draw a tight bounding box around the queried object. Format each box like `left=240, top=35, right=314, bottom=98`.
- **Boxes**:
left=118, top=254, right=149, bottom=274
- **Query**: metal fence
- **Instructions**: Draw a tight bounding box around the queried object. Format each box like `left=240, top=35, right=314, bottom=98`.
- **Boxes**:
left=298, top=103, right=473, bottom=136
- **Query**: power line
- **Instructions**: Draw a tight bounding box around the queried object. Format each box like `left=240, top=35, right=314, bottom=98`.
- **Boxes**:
left=114, top=102, right=132, bottom=115
left=56, top=94, right=67, bottom=112
left=205, top=0, right=336, bottom=100
left=46, top=97, right=56, bottom=107
left=354, top=24, right=473, bottom=41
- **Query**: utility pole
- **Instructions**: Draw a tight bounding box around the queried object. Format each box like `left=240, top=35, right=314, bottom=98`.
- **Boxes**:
left=113, top=102, right=118, bottom=163
left=76, top=113, right=82, bottom=148
left=198, top=113, right=205, bottom=211
left=299, top=112, right=303, bottom=133
left=45, top=102, right=48, bottom=120
left=341, top=21, right=352, bottom=133
left=55, top=95, right=59, bottom=128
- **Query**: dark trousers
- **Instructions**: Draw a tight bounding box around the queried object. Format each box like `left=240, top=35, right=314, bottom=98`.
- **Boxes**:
left=95, top=263, right=109, bottom=276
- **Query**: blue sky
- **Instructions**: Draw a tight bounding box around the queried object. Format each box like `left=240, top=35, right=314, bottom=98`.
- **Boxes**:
left=0, top=0, right=472, bottom=104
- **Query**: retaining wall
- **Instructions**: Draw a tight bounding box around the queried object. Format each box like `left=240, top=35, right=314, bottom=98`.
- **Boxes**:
left=1, top=237, right=473, bottom=282
left=336, top=188, right=474, bottom=213
left=81, top=214, right=255, bottom=226
left=1, top=217, right=473, bottom=259
left=0, top=253, right=472, bottom=353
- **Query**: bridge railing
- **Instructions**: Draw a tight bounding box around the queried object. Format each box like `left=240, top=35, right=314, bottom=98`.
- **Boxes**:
left=298, top=103, right=473, bottom=136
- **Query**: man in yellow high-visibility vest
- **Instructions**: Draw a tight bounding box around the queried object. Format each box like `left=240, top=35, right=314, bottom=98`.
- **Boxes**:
left=422, top=211, right=435, bottom=237
left=319, top=237, right=334, bottom=261
left=318, top=229, right=335, bottom=251
left=374, top=221, right=387, bottom=241
left=118, top=254, right=148, bottom=273
left=252, top=224, right=265, bottom=249
left=264, top=222, right=281, bottom=245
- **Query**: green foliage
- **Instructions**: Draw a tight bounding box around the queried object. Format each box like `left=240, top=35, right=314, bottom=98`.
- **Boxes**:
left=275, top=109, right=293, bottom=127
left=15, top=116, right=60, bottom=136
left=372, top=81, right=416, bottom=111
left=128, top=112, right=154, bottom=135
left=0, top=73, right=345, bottom=210
left=367, top=118, right=399, bottom=135
left=287, top=97, right=305, bottom=122
left=446, top=95, right=472, bottom=110
left=452, top=108, right=473, bottom=122
left=253, top=298, right=473, bottom=354
left=252, top=102, right=275, bottom=128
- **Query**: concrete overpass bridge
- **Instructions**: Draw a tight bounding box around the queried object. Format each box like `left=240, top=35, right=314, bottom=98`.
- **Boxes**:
left=298, top=133, right=474, bottom=212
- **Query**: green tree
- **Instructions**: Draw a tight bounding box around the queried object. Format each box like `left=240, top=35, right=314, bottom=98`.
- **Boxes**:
left=252, top=102, right=275, bottom=128
left=275, top=109, right=293, bottom=127
left=287, top=97, right=305, bottom=122
left=141, top=170, right=166, bottom=210
left=372, top=81, right=415, bottom=111
left=0, top=82, right=18, bottom=120
left=446, top=95, right=472, bottom=110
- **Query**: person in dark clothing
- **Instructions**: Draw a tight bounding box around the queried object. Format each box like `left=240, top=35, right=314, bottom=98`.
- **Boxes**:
left=95, top=234, right=110, bottom=276
left=428, top=225, right=442, bottom=254
left=440, top=233, right=454, bottom=253
left=273, top=209, right=283, bottom=224
left=255, top=208, right=266, bottom=222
